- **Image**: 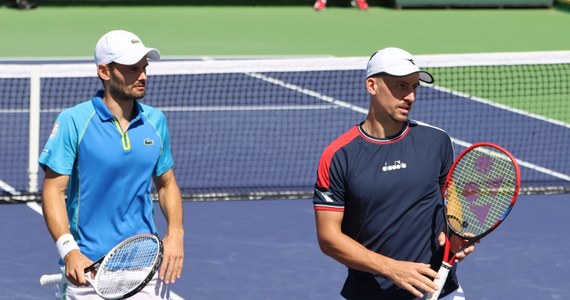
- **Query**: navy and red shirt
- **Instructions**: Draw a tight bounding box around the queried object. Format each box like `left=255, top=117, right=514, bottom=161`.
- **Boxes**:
left=313, top=120, right=459, bottom=299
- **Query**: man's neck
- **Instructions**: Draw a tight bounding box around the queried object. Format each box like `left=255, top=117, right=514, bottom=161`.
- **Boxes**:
left=362, top=118, right=406, bottom=139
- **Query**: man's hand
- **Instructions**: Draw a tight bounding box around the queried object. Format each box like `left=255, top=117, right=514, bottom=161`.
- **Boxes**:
left=385, top=259, right=440, bottom=298
left=159, top=232, right=184, bottom=284
left=438, top=232, right=476, bottom=263
left=64, top=250, right=93, bottom=286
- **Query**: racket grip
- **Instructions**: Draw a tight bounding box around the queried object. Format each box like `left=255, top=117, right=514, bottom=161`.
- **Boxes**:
left=40, top=274, right=64, bottom=286
left=424, top=262, right=451, bottom=300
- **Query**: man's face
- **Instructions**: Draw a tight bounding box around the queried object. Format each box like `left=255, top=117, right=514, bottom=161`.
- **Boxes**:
left=373, top=73, right=420, bottom=123
left=106, top=58, right=149, bottom=101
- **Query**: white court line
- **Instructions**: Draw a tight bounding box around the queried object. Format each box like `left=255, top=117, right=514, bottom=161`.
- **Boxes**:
left=247, top=72, right=570, bottom=183
left=0, top=180, right=20, bottom=195
left=246, top=72, right=368, bottom=114
left=170, top=291, right=185, bottom=300
left=159, top=104, right=336, bottom=112
left=26, top=201, right=43, bottom=215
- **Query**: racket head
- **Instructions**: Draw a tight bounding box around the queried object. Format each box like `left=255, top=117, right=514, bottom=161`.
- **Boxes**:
left=91, top=234, right=163, bottom=299
left=444, top=142, right=521, bottom=239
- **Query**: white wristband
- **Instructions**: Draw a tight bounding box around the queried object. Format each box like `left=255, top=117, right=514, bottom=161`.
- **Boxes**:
left=56, top=233, right=79, bottom=260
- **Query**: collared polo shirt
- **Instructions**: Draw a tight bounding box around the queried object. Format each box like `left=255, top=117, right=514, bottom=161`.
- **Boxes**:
left=39, top=90, right=173, bottom=261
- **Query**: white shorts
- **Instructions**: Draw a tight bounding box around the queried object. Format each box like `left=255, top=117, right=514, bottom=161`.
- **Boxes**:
left=55, top=272, right=172, bottom=300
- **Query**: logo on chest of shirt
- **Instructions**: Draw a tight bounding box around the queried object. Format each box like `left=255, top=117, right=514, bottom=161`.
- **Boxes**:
left=382, top=160, right=407, bottom=172
left=143, top=138, right=155, bottom=146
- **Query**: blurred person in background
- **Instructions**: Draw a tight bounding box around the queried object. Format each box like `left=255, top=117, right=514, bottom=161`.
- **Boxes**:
left=313, top=0, right=369, bottom=11
left=6, top=0, right=37, bottom=9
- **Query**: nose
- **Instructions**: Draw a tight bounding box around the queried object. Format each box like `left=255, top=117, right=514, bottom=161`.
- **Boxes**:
left=404, top=89, right=415, bottom=103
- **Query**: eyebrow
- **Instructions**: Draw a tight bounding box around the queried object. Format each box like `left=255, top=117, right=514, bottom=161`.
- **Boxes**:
left=388, top=77, right=419, bottom=85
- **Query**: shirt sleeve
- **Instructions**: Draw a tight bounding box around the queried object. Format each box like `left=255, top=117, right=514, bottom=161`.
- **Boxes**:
left=313, top=147, right=346, bottom=212
left=147, top=109, right=174, bottom=177
left=38, top=110, right=79, bottom=175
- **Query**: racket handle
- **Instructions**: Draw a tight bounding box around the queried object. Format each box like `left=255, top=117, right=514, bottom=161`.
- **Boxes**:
left=424, top=262, right=451, bottom=300
left=40, top=274, right=64, bottom=286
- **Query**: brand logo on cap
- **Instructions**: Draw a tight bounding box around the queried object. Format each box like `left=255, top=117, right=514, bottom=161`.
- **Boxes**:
left=407, top=59, right=416, bottom=65
left=131, top=39, right=141, bottom=44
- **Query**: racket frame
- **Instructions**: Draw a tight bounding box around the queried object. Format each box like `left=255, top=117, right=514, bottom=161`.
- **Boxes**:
left=40, top=233, right=164, bottom=300
left=444, top=142, right=520, bottom=249
left=426, top=142, right=521, bottom=299
left=91, top=233, right=164, bottom=299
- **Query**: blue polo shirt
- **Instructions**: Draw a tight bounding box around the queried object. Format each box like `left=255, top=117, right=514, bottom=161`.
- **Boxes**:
left=39, top=90, right=173, bottom=262
left=314, top=120, right=459, bottom=299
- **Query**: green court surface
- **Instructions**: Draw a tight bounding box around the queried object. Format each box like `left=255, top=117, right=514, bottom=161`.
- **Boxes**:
left=0, top=5, right=569, bottom=58
left=424, top=64, right=570, bottom=123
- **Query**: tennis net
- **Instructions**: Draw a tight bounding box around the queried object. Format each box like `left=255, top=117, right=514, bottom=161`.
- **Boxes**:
left=1, top=51, right=569, bottom=202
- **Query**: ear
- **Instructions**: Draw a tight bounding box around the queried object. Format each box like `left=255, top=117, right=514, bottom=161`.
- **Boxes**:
left=97, top=64, right=111, bottom=80
left=365, top=77, right=378, bottom=95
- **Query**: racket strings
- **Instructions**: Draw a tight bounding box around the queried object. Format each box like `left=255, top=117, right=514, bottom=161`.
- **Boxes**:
left=446, top=146, right=517, bottom=236
left=94, top=236, right=160, bottom=296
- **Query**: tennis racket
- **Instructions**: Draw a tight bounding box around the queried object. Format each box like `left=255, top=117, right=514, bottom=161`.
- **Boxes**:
left=425, top=142, right=521, bottom=299
left=40, top=233, right=163, bottom=300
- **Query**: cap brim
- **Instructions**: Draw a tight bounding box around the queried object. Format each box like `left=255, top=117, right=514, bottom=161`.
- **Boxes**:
left=113, top=48, right=161, bottom=65
left=419, top=71, right=434, bottom=84
left=369, top=70, right=435, bottom=84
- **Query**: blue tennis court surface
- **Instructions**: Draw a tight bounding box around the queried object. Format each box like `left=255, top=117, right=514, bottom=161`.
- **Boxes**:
left=1, top=57, right=569, bottom=299
left=1, top=194, right=569, bottom=299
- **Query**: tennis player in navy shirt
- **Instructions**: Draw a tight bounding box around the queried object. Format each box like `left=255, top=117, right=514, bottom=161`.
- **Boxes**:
left=313, top=47, right=475, bottom=299
left=39, top=30, right=184, bottom=299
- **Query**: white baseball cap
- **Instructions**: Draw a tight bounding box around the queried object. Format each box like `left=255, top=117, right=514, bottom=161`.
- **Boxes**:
left=366, top=47, right=434, bottom=83
left=94, top=30, right=160, bottom=66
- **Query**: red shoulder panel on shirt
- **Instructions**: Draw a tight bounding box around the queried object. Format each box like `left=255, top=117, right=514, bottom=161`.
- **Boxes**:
left=316, top=126, right=360, bottom=189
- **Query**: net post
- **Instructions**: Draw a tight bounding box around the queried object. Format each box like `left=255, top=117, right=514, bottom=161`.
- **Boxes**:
left=28, top=66, right=40, bottom=195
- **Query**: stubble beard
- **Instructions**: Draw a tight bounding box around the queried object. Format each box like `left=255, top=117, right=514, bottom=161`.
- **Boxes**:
left=390, top=110, right=409, bottom=124
left=108, top=78, right=145, bottom=102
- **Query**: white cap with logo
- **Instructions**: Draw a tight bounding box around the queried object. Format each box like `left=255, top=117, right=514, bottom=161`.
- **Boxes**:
left=94, top=30, right=160, bottom=66
left=366, top=47, right=434, bottom=84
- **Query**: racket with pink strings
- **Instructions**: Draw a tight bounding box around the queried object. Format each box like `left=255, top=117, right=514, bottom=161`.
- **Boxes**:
left=425, top=142, right=521, bottom=299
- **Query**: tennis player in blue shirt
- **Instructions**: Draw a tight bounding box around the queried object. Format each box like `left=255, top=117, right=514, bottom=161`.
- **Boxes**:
left=39, top=30, right=184, bottom=299
left=313, top=47, right=475, bottom=299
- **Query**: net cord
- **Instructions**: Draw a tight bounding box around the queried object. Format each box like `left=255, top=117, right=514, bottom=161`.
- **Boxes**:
left=1, top=50, right=570, bottom=78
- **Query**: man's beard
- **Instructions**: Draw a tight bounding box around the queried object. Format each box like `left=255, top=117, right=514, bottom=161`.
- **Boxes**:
left=108, top=78, right=145, bottom=101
